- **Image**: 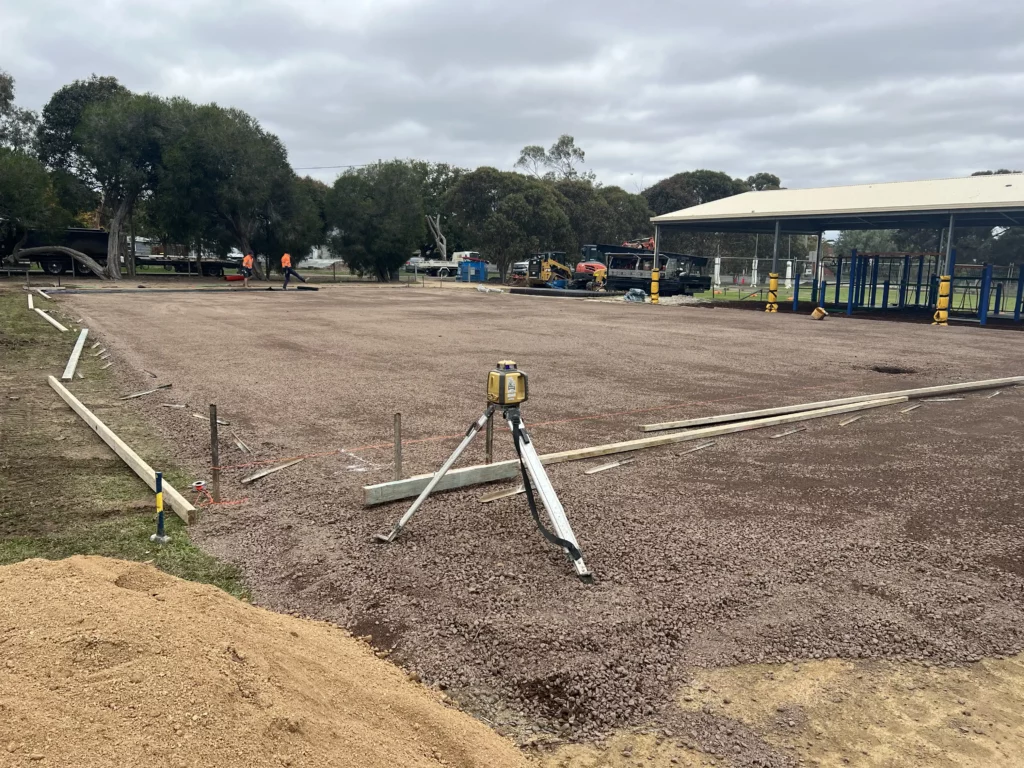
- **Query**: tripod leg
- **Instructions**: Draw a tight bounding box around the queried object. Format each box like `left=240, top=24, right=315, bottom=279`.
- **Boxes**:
left=511, top=416, right=591, bottom=579
left=375, top=406, right=493, bottom=543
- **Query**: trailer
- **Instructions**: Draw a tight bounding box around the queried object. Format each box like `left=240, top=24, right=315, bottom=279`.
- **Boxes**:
left=8, top=228, right=236, bottom=277
left=580, top=243, right=711, bottom=296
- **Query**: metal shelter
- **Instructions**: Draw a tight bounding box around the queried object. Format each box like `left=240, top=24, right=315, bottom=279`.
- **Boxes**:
left=649, top=174, right=1024, bottom=322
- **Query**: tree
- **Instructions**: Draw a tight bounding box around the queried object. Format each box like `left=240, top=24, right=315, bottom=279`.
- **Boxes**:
left=515, top=135, right=594, bottom=181
left=153, top=101, right=294, bottom=274
left=746, top=172, right=782, bottom=191
left=37, top=75, right=127, bottom=183
left=0, top=70, right=39, bottom=154
left=253, top=174, right=329, bottom=269
left=75, top=92, right=168, bottom=279
left=325, top=161, right=425, bottom=281
left=447, top=167, right=572, bottom=279
left=0, top=148, right=60, bottom=253
left=597, top=186, right=652, bottom=242
left=642, top=170, right=749, bottom=216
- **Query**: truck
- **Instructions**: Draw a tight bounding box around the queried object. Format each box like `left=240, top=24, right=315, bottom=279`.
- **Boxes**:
left=580, top=243, right=711, bottom=296
left=4, top=228, right=237, bottom=277
left=406, top=249, right=494, bottom=277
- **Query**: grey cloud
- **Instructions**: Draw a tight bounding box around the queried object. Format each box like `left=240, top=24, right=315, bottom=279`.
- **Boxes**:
left=2, top=0, right=1023, bottom=191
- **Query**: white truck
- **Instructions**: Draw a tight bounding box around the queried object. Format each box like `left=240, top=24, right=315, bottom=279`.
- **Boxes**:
left=406, top=250, right=484, bottom=277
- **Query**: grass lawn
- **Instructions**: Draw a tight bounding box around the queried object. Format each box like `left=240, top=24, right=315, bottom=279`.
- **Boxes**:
left=0, top=288, right=246, bottom=597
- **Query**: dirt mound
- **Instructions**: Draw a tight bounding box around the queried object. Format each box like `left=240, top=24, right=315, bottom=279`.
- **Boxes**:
left=0, top=557, right=529, bottom=768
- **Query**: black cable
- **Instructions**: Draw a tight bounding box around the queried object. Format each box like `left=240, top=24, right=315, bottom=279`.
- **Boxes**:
left=509, top=415, right=583, bottom=563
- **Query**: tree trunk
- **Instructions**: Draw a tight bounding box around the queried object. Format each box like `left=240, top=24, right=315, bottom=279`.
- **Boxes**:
left=126, top=212, right=137, bottom=277
left=16, top=247, right=108, bottom=279
left=104, top=198, right=131, bottom=280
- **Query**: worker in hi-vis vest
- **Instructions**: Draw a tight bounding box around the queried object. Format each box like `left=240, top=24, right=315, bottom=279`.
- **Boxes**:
left=281, top=252, right=307, bottom=289
left=241, top=253, right=254, bottom=289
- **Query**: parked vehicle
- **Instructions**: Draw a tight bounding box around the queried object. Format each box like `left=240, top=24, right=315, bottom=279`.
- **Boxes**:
left=4, top=228, right=237, bottom=277
left=580, top=243, right=710, bottom=296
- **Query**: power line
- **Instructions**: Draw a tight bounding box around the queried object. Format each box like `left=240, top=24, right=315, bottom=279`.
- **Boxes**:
left=293, top=163, right=372, bottom=171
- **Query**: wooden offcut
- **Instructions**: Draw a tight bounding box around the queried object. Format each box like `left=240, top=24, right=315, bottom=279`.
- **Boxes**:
left=639, top=376, right=1024, bottom=432
left=61, top=328, right=89, bottom=381
left=770, top=427, right=807, bottom=439
left=47, top=376, right=196, bottom=523
left=364, top=396, right=907, bottom=506
left=583, top=458, right=635, bottom=475
left=479, top=485, right=525, bottom=503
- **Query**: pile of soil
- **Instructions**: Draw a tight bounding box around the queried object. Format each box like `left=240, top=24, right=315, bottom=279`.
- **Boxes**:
left=0, top=556, right=529, bottom=768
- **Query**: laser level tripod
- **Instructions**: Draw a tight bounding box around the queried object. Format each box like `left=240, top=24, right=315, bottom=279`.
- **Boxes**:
left=375, top=361, right=592, bottom=581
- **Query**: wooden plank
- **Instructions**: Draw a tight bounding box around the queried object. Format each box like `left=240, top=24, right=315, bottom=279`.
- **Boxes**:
left=34, top=308, right=67, bottom=332
left=241, top=458, right=304, bottom=485
left=27, top=294, right=34, bottom=310
left=120, top=384, right=172, bottom=400
left=159, top=403, right=185, bottom=409
left=35, top=288, right=51, bottom=299
left=364, top=396, right=907, bottom=506
left=92, top=348, right=106, bottom=357
left=61, top=328, right=89, bottom=381
left=90, top=341, right=100, bottom=349
left=47, top=376, right=196, bottom=523
left=770, top=426, right=807, bottom=439
left=583, top=458, right=635, bottom=475
left=900, top=404, right=923, bottom=413
left=922, top=397, right=963, bottom=402
left=986, top=391, right=1002, bottom=399
left=838, top=415, right=863, bottom=427
left=639, top=376, right=1024, bottom=433
left=100, top=362, right=112, bottom=370
left=479, top=485, right=525, bottom=503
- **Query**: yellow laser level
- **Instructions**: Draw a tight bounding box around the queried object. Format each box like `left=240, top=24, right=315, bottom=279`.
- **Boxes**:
left=487, top=360, right=529, bottom=406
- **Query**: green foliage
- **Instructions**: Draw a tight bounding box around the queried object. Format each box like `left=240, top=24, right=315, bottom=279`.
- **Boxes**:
left=0, top=148, right=67, bottom=253
left=326, top=160, right=426, bottom=281
left=153, top=101, right=294, bottom=263
left=642, top=169, right=749, bottom=215
left=447, top=167, right=573, bottom=278
left=746, top=172, right=782, bottom=191
left=37, top=75, right=127, bottom=181
left=0, top=69, right=39, bottom=155
left=253, top=175, right=329, bottom=268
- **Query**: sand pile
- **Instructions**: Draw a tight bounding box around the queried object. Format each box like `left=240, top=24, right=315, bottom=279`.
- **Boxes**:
left=0, top=557, right=529, bottom=768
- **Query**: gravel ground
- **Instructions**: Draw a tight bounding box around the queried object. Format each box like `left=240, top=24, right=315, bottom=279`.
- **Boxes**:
left=65, top=285, right=1024, bottom=764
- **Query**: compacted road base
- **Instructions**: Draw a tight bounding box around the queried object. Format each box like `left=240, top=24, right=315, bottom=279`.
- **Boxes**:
left=67, top=285, right=1024, bottom=764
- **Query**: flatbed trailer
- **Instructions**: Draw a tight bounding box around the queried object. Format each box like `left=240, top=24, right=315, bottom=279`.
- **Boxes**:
left=5, top=228, right=236, bottom=277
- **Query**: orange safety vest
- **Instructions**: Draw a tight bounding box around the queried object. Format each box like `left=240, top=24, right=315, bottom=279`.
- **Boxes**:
left=281, top=253, right=292, bottom=269
left=242, top=254, right=253, bottom=269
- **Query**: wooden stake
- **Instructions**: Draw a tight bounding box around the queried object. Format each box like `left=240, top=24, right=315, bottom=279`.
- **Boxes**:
left=241, top=458, right=304, bottom=485
left=364, top=397, right=906, bottom=506
left=394, top=412, right=402, bottom=481
left=986, top=391, right=1002, bottom=399
left=678, top=441, right=716, bottom=456
left=210, top=404, right=221, bottom=502
left=584, top=458, right=635, bottom=475
left=770, top=426, right=807, bottom=439
left=47, top=376, right=196, bottom=523
left=120, top=383, right=172, bottom=400
left=479, top=485, right=525, bottom=503
left=900, top=404, right=922, bottom=413
left=838, top=415, right=863, bottom=427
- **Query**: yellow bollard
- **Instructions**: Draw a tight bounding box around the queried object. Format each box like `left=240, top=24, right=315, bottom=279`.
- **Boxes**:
left=651, top=268, right=660, bottom=305
left=932, top=274, right=951, bottom=325
left=765, top=272, right=779, bottom=313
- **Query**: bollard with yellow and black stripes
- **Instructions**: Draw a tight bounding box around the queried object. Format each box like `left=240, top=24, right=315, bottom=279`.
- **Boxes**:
left=932, top=275, right=951, bottom=325
left=765, top=272, right=779, bottom=313
left=651, top=268, right=660, bottom=305
left=149, top=471, right=171, bottom=545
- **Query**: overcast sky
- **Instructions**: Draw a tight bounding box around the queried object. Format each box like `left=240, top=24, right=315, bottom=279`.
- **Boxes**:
left=2, top=0, right=1023, bottom=191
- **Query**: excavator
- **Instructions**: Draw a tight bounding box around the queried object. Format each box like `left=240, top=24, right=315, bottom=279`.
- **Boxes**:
left=511, top=252, right=606, bottom=290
